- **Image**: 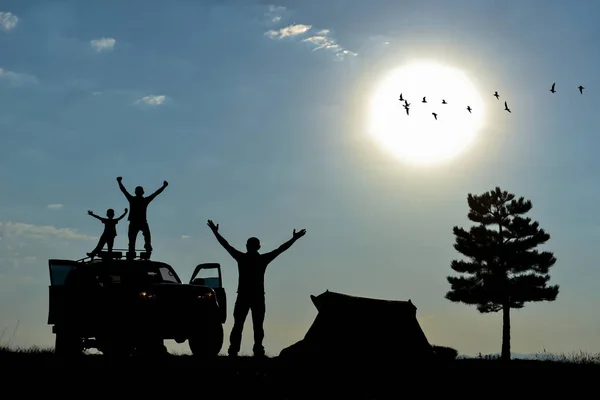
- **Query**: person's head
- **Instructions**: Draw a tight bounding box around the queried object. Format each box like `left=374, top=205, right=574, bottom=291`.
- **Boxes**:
left=106, top=209, right=115, bottom=218
left=135, top=186, right=144, bottom=197
left=246, top=237, right=261, bottom=253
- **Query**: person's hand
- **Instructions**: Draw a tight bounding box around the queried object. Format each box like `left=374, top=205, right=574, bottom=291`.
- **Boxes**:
left=207, top=220, right=219, bottom=232
left=87, top=210, right=93, bottom=215
left=163, top=180, right=168, bottom=187
left=293, top=228, right=306, bottom=239
left=117, top=177, right=122, bottom=182
left=124, top=208, right=128, bottom=212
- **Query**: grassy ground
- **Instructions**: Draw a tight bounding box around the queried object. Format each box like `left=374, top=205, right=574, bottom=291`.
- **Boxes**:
left=1, top=345, right=598, bottom=397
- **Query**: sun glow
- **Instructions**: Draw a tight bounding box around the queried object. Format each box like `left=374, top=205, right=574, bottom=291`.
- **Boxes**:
left=368, top=61, right=486, bottom=166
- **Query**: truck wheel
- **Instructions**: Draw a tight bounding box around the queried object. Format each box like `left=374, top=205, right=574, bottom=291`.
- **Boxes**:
left=134, top=337, right=168, bottom=357
left=189, top=323, right=223, bottom=358
left=101, top=338, right=134, bottom=358
left=54, top=332, right=83, bottom=357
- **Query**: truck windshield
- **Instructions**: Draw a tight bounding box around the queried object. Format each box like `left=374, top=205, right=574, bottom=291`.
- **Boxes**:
left=158, top=266, right=179, bottom=283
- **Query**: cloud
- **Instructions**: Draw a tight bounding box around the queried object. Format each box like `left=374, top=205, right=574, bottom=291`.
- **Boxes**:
left=265, top=23, right=312, bottom=39
left=265, top=5, right=286, bottom=22
left=367, top=34, right=392, bottom=47
left=181, top=235, right=190, bottom=239
left=135, top=95, right=166, bottom=106
left=301, top=32, right=358, bottom=60
left=0, top=221, right=95, bottom=241
left=90, top=37, right=116, bottom=52
left=46, top=204, right=63, bottom=210
left=0, top=67, right=38, bottom=86
left=264, top=19, right=357, bottom=60
left=0, top=12, right=18, bottom=31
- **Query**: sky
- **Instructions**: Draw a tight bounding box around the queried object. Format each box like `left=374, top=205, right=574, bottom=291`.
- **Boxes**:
left=1, top=0, right=600, bottom=357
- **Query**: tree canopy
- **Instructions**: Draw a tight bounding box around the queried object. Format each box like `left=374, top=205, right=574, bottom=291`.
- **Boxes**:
left=446, top=186, right=559, bottom=312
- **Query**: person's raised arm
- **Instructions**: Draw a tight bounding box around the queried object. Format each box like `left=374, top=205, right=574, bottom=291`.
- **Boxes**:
left=116, top=208, right=128, bottom=222
left=87, top=210, right=105, bottom=222
left=263, top=228, right=307, bottom=263
left=146, top=180, right=168, bottom=202
left=207, top=220, right=243, bottom=260
left=116, top=177, right=132, bottom=200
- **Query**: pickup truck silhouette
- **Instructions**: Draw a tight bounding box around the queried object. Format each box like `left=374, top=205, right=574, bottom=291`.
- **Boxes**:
left=47, top=249, right=226, bottom=357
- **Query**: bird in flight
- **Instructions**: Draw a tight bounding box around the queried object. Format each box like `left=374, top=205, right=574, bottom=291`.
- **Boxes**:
left=550, top=83, right=556, bottom=93
left=466, top=106, right=472, bottom=113
left=404, top=100, right=410, bottom=107
left=399, top=93, right=404, bottom=101
left=442, top=99, right=447, bottom=104
left=432, top=112, right=438, bottom=120
left=578, top=85, right=584, bottom=94
left=403, top=104, right=410, bottom=116
left=504, top=101, right=511, bottom=113
left=494, top=91, right=499, bottom=100
left=422, top=97, right=427, bottom=103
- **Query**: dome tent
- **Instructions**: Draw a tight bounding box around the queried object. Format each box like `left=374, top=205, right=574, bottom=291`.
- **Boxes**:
left=279, top=290, right=435, bottom=363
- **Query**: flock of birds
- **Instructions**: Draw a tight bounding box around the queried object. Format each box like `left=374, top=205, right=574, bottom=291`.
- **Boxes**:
left=398, top=82, right=586, bottom=120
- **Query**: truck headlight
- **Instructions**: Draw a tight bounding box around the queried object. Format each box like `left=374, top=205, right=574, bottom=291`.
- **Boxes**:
left=197, top=291, right=214, bottom=301
left=139, top=291, right=156, bottom=300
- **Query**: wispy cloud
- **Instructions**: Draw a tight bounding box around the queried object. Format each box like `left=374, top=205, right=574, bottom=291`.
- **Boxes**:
left=0, top=12, right=18, bottom=31
left=265, top=23, right=312, bottom=39
left=301, top=31, right=358, bottom=60
left=265, top=5, right=286, bottom=23
left=367, top=34, right=392, bottom=47
left=0, top=67, right=38, bottom=86
left=135, top=95, right=166, bottom=106
left=90, top=37, right=116, bottom=52
left=46, top=204, right=63, bottom=210
left=0, top=221, right=94, bottom=241
left=264, top=14, right=357, bottom=60
left=181, top=235, right=190, bottom=240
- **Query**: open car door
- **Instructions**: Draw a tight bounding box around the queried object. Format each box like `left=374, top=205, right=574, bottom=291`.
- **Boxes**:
left=190, top=263, right=227, bottom=323
left=48, top=259, right=107, bottom=330
left=47, top=259, right=81, bottom=325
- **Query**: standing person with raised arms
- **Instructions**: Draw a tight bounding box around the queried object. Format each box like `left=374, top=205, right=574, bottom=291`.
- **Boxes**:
left=206, top=219, right=306, bottom=357
left=116, top=176, right=168, bottom=260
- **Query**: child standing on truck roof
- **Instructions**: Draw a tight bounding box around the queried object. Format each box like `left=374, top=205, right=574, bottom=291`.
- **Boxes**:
left=87, top=208, right=128, bottom=259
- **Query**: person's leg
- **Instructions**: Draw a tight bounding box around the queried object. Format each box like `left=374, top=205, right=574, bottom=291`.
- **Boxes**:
left=251, top=295, right=266, bottom=357
left=228, top=294, right=250, bottom=356
left=106, top=237, right=115, bottom=254
left=88, top=235, right=107, bottom=258
left=127, top=223, right=138, bottom=259
left=141, top=222, right=152, bottom=252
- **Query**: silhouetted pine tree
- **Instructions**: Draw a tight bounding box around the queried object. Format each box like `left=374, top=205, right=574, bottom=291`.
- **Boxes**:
left=445, top=187, right=559, bottom=361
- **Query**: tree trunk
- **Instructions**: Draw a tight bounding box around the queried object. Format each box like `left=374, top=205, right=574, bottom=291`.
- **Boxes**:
left=501, top=303, right=511, bottom=361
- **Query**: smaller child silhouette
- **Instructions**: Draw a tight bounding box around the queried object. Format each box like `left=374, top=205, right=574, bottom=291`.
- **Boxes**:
left=87, top=208, right=128, bottom=259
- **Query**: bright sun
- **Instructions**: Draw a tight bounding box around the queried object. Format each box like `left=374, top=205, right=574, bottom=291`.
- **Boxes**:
left=368, top=61, right=486, bottom=166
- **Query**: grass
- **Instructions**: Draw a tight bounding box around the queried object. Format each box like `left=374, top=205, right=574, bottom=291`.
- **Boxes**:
left=2, top=343, right=599, bottom=368
left=0, top=346, right=600, bottom=400
left=1, top=344, right=598, bottom=397
left=2, top=343, right=599, bottom=364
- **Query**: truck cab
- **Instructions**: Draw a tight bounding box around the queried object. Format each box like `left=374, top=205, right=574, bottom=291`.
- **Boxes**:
left=48, top=249, right=227, bottom=357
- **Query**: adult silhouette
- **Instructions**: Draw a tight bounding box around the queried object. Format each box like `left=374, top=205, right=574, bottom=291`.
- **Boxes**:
left=207, top=219, right=306, bottom=357
left=116, top=177, right=168, bottom=259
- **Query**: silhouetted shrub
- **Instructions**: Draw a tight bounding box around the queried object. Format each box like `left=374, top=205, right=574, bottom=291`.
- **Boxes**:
left=432, top=345, right=458, bottom=361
